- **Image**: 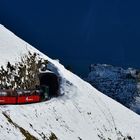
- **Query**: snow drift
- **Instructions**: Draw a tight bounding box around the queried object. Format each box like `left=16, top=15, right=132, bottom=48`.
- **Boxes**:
left=0, top=25, right=140, bottom=140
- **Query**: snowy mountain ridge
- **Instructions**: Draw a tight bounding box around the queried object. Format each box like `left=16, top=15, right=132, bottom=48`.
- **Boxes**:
left=0, top=25, right=140, bottom=140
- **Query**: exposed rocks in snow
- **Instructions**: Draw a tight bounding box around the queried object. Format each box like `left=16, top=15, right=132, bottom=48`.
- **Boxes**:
left=0, top=52, right=47, bottom=90
left=87, top=64, right=140, bottom=114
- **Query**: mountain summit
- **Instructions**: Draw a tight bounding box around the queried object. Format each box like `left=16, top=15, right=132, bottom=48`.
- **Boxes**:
left=0, top=25, right=140, bottom=140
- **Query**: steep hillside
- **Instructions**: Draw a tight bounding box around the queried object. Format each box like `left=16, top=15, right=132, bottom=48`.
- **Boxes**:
left=0, top=25, right=140, bottom=140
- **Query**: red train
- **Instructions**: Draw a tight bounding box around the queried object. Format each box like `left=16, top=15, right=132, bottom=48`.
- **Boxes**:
left=0, top=89, right=42, bottom=104
left=0, top=71, right=59, bottom=105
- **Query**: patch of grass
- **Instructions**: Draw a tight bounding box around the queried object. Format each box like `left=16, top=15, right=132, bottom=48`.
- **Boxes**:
left=78, top=137, right=82, bottom=140
left=48, top=132, right=58, bottom=140
left=3, top=112, right=38, bottom=140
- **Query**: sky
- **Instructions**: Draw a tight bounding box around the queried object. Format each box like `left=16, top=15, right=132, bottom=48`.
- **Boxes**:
left=0, top=0, right=140, bottom=77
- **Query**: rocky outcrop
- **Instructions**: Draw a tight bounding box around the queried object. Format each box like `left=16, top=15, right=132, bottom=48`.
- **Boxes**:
left=87, top=64, right=140, bottom=114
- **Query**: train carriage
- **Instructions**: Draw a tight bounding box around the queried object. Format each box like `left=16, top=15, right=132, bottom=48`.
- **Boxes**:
left=0, top=89, right=41, bottom=104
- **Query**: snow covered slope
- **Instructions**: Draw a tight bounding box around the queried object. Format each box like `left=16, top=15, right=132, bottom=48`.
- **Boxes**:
left=0, top=25, right=140, bottom=140
left=0, top=24, right=48, bottom=67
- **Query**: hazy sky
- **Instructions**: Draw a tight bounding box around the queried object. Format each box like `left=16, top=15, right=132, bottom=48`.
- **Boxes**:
left=0, top=0, right=140, bottom=76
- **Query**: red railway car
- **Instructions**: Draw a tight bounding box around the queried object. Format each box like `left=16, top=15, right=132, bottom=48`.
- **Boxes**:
left=0, top=96, right=17, bottom=104
left=0, top=90, right=17, bottom=104
left=16, top=90, right=41, bottom=104
left=0, top=89, right=41, bottom=104
left=17, top=95, right=40, bottom=104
